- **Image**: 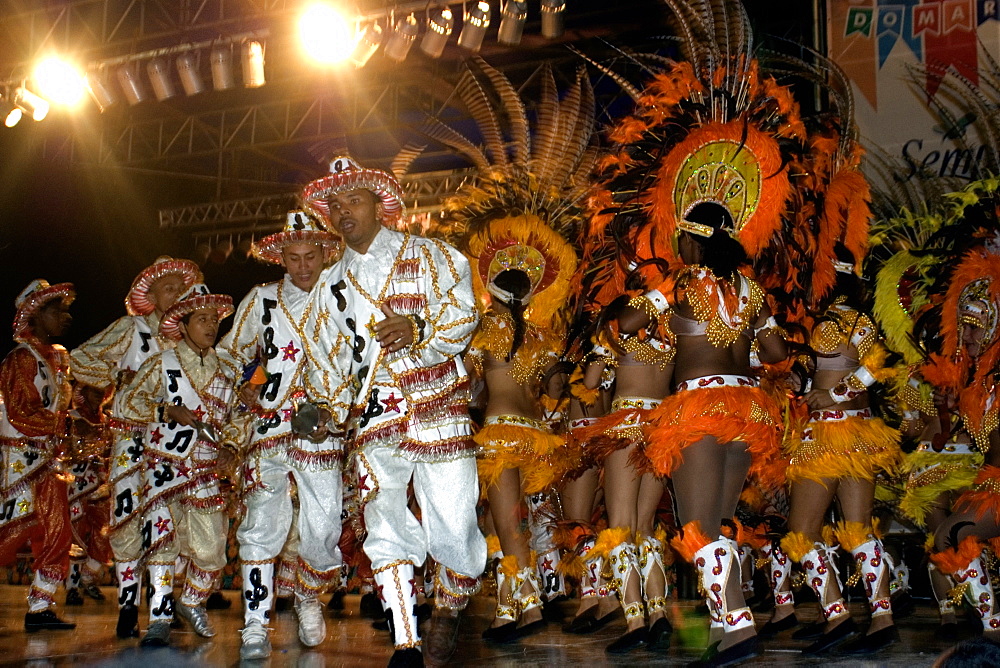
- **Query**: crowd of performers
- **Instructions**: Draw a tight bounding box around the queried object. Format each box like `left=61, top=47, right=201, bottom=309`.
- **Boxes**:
left=4, top=3, right=1000, bottom=668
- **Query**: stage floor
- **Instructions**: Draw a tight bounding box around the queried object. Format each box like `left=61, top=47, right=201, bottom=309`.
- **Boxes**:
left=0, top=586, right=964, bottom=666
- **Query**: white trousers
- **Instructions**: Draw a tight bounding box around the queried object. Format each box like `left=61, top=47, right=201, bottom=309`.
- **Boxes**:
left=358, top=448, right=485, bottom=580
left=237, top=456, right=343, bottom=575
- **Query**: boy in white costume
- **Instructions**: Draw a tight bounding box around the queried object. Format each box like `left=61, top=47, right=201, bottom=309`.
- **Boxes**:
left=218, top=210, right=346, bottom=659
left=116, top=283, right=237, bottom=647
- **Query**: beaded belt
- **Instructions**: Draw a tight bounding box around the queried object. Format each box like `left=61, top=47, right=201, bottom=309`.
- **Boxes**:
left=610, top=396, right=661, bottom=411
left=915, top=440, right=977, bottom=456
left=809, top=407, right=872, bottom=422
left=569, top=417, right=599, bottom=430
left=484, top=415, right=548, bottom=430
left=802, top=407, right=872, bottom=442
left=675, top=375, right=757, bottom=392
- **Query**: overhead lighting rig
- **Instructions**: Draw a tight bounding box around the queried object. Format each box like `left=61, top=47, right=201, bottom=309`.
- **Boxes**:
left=0, top=0, right=575, bottom=126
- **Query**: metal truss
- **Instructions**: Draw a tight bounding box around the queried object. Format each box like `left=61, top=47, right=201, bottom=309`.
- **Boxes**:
left=0, top=0, right=286, bottom=71
left=160, top=168, right=473, bottom=236
left=0, top=0, right=470, bottom=74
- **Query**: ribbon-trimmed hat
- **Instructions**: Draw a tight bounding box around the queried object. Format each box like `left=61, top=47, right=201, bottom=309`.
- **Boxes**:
left=160, top=283, right=234, bottom=341
left=13, top=279, right=75, bottom=341
left=301, top=156, right=405, bottom=227
left=252, top=209, right=343, bottom=265
left=125, top=256, right=201, bottom=317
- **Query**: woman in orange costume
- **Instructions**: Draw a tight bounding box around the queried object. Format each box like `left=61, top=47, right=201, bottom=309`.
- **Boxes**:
left=622, top=206, right=786, bottom=664
left=570, top=296, right=675, bottom=654
left=469, top=268, right=566, bottom=642
left=559, top=344, right=619, bottom=634
left=924, top=247, right=1000, bottom=642
left=778, top=249, right=902, bottom=656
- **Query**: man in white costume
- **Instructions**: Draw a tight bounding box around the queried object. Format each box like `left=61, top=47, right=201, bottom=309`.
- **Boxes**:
left=301, top=157, right=486, bottom=668
left=69, top=257, right=200, bottom=638
left=217, top=210, right=346, bottom=659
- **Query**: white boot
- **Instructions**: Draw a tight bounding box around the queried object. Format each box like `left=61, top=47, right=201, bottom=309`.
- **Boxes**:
left=374, top=561, right=421, bottom=649
left=240, top=562, right=275, bottom=658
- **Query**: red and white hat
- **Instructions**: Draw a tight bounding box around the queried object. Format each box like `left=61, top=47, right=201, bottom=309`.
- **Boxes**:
left=252, top=209, right=343, bottom=265
left=301, top=156, right=405, bottom=227
left=159, top=283, right=234, bottom=341
left=13, top=279, right=75, bottom=341
left=125, top=256, right=201, bottom=317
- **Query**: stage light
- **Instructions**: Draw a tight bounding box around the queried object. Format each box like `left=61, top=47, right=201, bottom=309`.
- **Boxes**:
left=497, top=0, right=528, bottom=45
left=242, top=40, right=266, bottom=87
left=211, top=45, right=236, bottom=90
left=384, top=14, right=419, bottom=63
left=14, top=87, right=50, bottom=120
left=176, top=52, right=205, bottom=96
left=458, top=1, right=491, bottom=52
left=117, top=64, right=146, bottom=105
left=33, top=57, right=87, bottom=107
left=85, top=70, right=118, bottom=111
left=540, top=0, right=565, bottom=39
left=420, top=7, right=454, bottom=58
left=0, top=97, right=22, bottom=127
left=146, top=58, right=176, bottom=101
left=351, top=23, right=383, bottom=68
left=299, top=3, right=353, bottom=65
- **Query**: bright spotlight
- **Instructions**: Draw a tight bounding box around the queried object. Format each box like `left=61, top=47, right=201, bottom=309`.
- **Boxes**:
left=350, top=23, right=383, bottom=68
left=458, top=1, right=492, bottom=52
left=497, top=0, right=528, bottom=46
left=420, top=7, right=454, bottom=58
left=14, top=87, right=50, bottom=121
left=384, top=14, right=419, bottom=63
left=540, top=0, right=566, bottom=38
left=33, top=57, right=87, bottom=107
left=0, top=97, right=22, bottom=127
left=300, top=3, right=354, bottom=65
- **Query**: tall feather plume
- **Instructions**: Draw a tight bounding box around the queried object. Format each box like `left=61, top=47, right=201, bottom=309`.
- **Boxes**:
left=567, top=46, right=643, bottom=102
left=710, top=0, right=731, bottom=86
left=390, top=142, right=427, bottom=178
left=550, top=70, right=596, bottom=191
left=662, top=0, right=703, bottom=74
left=456, top=68, right=509, bottom=171
left=530, top=65, right=563, bottom=181
left=538, top=73, right=583, bottom=189
left=472, top=55, right=530, bottom=165
left=418, top=117, right=490, bottom=172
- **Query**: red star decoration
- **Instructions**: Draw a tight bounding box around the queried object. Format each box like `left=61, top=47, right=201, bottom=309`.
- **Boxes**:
left=155, top=516, right=171, bottom=535
left=86, top=474, right=97, bottom=485
left=380, top=392, right=402, bottom=414
left=244, top=466, right=256, bottom=483
left=541, top=558, right=553, bottom=572
left=149, top=428, right=163, bottom=445
left=140, top=482, right=152, bottom=498
left=281, top=408, right=294, bottom=422
left=409, top=578, right=417, bottom=597
left=71, top=505, right=81, bottom=516
left=358, top=474, right=370, bottom=493
left=120, top=566, right=135, bottom=582
left=280, top=340, right=301, bottom=362
left=375, top=583, right=384, bottom=601
left=192, top=407, right=206, bottom=421
left=175, top=463, right=191, bottom=478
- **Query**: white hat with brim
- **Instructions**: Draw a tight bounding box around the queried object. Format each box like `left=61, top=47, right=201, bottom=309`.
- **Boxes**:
left=252, top=209, right=343, bottom=265
left=125, top=257, right=201, bottom=317
left=301, top=156, right=406, bottom=228
left=13, top=279, right=75, bottom=342
left=160, top=283, right=234, bottom=341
